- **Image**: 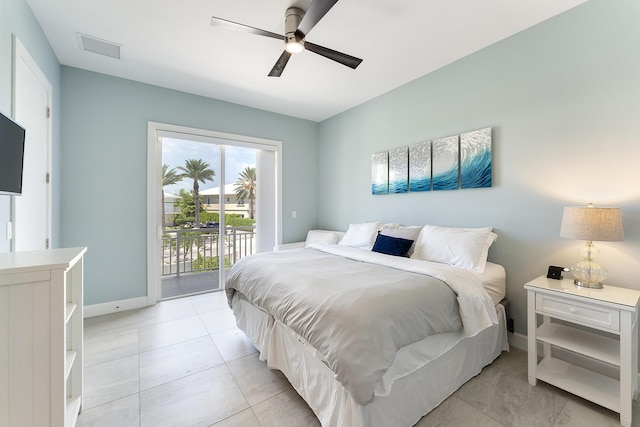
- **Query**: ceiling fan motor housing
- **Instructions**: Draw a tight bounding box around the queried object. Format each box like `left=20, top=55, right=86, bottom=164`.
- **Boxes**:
left=285, top=7, right=305, bottom=49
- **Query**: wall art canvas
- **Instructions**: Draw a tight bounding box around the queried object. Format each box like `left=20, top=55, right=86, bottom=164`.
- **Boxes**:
left=431, top=135, right=459, bottom=191
left=460, top=127, right=492, bottom=189
left=371, top=151, right=389, bottom=195
left=409, top=141, right=431, bottom=192
left=388, top=147, right=409, bottom=193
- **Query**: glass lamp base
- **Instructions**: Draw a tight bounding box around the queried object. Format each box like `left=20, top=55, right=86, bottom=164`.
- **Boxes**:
left=570, top=259, right=607, bottom=290
left=573, top=279, right=604, bottom=289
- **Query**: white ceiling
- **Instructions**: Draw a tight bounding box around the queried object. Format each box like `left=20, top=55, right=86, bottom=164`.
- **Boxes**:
left=26, top=0, right=588, bottom=122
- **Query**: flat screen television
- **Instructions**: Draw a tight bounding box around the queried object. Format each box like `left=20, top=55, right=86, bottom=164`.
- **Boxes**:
left=0, top=111, right=26, bottom=196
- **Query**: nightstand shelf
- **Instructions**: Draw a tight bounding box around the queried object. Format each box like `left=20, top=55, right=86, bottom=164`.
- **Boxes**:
left=536, top=323, right=619, bottom=366
left=525, top=275, right=640, bottom=427
left=537, top=357, right=620, bottom=412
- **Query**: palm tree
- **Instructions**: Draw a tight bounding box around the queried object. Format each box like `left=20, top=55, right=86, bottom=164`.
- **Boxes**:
left=178, top=159, right=215, bottom=226
left=234, top=166, right=256, bottom=219
left=175, top=188, right=196, bottom=223
left=162, top=164, right=182, bottom=228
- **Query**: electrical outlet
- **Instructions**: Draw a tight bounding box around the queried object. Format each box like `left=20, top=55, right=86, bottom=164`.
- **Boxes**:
left=292, top=211, right=297, bottom=219
left=6, top=222, right=12, bottom=240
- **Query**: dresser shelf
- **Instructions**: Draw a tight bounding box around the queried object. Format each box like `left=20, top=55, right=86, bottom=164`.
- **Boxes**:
left=65, top=302, right=77, bottom=324
left=65, top=350, right=78, bottom=380
left=65, top=397, right=82, bottom=427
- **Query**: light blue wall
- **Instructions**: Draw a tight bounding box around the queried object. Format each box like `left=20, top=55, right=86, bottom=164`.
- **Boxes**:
left=60, top=67, right=319, bottom=305
left=5, top=0, right=640, bottom=341
left=0, top=0, right=61, bottom=251
left=318, top=0, right=640, bottom=336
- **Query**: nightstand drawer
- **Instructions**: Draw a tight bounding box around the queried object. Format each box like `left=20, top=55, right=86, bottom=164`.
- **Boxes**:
left=536, top=293, right=620, bottom=332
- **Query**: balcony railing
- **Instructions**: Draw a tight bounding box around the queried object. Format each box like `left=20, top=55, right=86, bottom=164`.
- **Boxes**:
left=161, top=226, right=255, bottom=277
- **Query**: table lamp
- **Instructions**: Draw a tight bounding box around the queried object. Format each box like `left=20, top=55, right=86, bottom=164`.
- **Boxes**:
left=559, top=203, right=624, bottom=288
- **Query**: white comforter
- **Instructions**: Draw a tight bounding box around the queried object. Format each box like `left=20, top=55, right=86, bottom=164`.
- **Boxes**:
left=225, top=244, right=497, bottom=405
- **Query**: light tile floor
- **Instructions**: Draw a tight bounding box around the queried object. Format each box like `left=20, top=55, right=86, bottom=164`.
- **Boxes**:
left=78, top=292, right=640, bottom=427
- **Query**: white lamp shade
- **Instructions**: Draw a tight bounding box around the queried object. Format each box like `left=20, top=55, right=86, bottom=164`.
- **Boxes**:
left=560, top=206, right=624, bottom=242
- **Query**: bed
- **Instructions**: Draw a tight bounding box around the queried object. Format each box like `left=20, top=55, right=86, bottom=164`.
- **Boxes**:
left=225, top=223, right=509, bottom=426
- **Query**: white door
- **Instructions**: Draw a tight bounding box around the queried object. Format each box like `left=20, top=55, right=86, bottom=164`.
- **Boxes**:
left=12, top=37, right=52, bottom=251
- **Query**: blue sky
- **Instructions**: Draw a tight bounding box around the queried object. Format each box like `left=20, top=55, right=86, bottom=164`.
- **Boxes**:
left=162, top=138, right=256, bottom=194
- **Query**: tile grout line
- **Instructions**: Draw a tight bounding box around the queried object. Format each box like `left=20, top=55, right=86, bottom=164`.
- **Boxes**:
left=220, top=357, right=255, bottom=426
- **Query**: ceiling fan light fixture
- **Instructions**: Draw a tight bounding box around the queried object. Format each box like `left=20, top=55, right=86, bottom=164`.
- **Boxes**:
left=285, top=35, right=305, bottom=54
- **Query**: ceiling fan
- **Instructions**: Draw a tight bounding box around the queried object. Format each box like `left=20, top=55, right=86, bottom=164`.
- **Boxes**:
left=210, top=0, right=363, bottom=77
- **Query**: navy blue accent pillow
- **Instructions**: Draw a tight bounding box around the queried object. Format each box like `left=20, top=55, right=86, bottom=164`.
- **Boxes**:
left=371, top=234, right=414, bottom=257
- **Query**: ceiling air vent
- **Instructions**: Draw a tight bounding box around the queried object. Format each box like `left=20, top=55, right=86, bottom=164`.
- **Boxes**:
left=76, top=33, right=122, bottom=59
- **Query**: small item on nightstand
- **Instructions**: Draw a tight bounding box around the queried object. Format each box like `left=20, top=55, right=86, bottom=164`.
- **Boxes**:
left=546, top=265, right=568, bottom=280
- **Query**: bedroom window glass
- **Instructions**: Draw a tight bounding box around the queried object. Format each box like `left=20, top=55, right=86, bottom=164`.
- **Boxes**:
left=147, top=122, right=281, bottom=302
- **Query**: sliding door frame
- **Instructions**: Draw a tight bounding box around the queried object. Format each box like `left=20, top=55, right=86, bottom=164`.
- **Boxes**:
left=146, top=122, right=282, bottom=304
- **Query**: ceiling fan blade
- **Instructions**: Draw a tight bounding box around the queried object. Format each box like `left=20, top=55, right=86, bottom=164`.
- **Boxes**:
left=305, top=42, right=362, bottom=69
left=210, top=16, right=284, bottom=41
left=268, top=51, right=292, bottom=77
left=297, top=0, right=339, bottom=36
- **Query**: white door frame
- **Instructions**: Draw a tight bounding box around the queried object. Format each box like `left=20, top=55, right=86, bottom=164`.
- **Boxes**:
left=12, top=36, right=52, bottom=251
left=146, top=122, right=282, bottom=304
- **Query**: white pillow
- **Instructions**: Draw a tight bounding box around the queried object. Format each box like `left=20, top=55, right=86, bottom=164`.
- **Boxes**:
left=305, top=230, right=345, bottom=246
left=338, top=222, right=382, bottom=249
left=410, top=225, right=497, bottom=272
left=379, top=226, right=422, bottom=255
left=379, top=225, right=422, bottom=241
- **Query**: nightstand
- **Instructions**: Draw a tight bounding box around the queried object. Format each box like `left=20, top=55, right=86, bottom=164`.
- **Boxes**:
left=525, top=275, right=640, bottom=427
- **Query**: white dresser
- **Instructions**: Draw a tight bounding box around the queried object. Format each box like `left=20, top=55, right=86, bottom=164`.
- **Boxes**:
left=0, top=247, right=87, bottom=427
left=525, top=275, right=640, bottom=427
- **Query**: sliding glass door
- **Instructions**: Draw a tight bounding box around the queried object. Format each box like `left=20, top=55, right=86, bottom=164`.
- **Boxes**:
left=147, top=123, right=281, bottom=302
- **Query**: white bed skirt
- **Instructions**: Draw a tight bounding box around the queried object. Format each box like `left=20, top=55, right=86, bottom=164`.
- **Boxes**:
left=232, top=294, right=509, bottom=427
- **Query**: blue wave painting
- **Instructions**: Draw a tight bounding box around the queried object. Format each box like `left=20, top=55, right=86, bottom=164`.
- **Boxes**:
left=409, top=142, right=431, bottom=192
left=389, top=147, right=408, bottom=193
left=460, top=128, right=492, bottom=189
left=371, top=152, right=389, bottom=195
left=432, top=135, right=459, bottom=191
left=389, top=181, right=407, bottom=193
left=372, top=183, right=389, bottom=194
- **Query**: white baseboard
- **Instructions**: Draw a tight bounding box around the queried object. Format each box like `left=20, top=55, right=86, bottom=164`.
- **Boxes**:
left=508, top=331, right=528, bottom=351
left=83, top=296, right=151, bottom=318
